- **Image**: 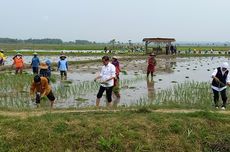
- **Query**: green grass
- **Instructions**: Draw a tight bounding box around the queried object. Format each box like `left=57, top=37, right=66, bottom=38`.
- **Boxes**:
left=0, top=111, right=229, bottom=151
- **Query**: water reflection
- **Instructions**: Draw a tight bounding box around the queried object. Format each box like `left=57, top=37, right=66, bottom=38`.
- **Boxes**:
left=147, top=77, right=155, bottom=101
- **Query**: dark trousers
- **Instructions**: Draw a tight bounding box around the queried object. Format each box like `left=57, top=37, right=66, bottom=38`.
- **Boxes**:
left=32, top=67, right=39, bottom=74
left=97, top=86, right=113, bottom=102
left=212, top=89, right=227, bottom=107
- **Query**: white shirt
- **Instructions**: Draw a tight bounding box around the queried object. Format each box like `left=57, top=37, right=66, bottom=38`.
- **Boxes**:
left=211, top=68, right=230, bottom=91
left=100, top=62, right=116, bottom=87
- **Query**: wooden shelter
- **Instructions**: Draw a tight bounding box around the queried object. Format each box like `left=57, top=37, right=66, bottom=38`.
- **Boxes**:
left=143, top=37, right=176, bottom=54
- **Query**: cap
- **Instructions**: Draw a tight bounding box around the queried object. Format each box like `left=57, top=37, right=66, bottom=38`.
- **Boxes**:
left=221, top=62, right=229, bottom=69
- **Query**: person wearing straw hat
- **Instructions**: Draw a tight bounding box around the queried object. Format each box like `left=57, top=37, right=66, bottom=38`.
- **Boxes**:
left=147, top=52, right=157, bottom=78
left=58, top=54, right=68, bottom=80
left=211, top=62, right=230, bottom=110
left=31, top=52, right=40, bottom=74
left=12, top=53, right=24, bottom=74
left=39, top=62, right=50, bottom=82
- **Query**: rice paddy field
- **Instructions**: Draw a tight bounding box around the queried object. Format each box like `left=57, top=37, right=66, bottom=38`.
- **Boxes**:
left=1, top=51, right=230, bottom=151
left=1, top=54, right=230, bottom=110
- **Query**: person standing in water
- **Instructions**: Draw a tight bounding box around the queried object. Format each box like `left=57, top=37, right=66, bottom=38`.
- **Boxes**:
left=147, top=53, right=157, bottom=78
left=211, top=62, right=230, bottom=110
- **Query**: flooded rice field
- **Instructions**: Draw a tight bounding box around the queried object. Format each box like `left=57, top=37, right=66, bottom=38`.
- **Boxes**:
left=52, top=56, right=228, bottom=108
left=0, top=56, right=229, bottom=109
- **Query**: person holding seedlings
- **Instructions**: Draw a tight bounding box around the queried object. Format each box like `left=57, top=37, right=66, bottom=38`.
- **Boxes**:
left=30, top=75, right=55, bottom=108
left=211, top=62, right=230, bottom=110
left=58, top=54, right=68, bottom=80
left=31, top=52, right=40, bottom=74
left=111, top=56, right=121, bottom=99
left=12, top=53, right=24, bottom=74
left=147, top=53, right=157, bottom=78
left=94, top=56, right=116, bottom=107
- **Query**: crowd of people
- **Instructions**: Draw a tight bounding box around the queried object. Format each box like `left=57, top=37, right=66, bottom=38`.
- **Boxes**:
left=2, top=50, right=229, bottom=110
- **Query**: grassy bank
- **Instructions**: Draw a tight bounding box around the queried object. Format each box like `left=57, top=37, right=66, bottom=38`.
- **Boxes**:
left=0, top=110, right=229, bottom=152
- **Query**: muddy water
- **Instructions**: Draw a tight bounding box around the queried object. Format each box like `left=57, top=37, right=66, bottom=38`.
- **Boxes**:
left=51, top=56, right=229, bottom=108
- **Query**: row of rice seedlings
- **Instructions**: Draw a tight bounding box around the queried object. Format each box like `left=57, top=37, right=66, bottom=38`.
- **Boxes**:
left=54, top=76, right=145, bottom=104
left=134, top=81, right=213, bottom=109
left=0, top=73, right=33, bottom=109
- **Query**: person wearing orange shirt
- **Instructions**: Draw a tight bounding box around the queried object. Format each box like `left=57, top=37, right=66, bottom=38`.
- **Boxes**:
left=12, top=53, right=24, bottom=74
left=30, top=75, right=55, bottom=108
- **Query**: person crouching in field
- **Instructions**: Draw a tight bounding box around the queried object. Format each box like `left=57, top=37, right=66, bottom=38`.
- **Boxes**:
left=211, top=62, right=230, bottom=110
left=58, top=55, right=68, bottom=80
left=12, top=53, right=24, bottom=74
left=94, top=56, right=116, bottom=107
left=30, top=75, right=55, bottom=108
left=147, top=53, right=156, bottom=78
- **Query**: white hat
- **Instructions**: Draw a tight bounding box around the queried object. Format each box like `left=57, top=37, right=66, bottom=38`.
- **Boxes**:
left=221, top=62, right=229, bottom=69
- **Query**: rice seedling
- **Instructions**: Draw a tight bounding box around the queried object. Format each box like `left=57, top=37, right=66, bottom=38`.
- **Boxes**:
left=133, top=81, right=215, bottom=110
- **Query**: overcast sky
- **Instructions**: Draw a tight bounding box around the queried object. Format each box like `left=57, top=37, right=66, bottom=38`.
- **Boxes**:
left=0, top=0, right=229, bottom=42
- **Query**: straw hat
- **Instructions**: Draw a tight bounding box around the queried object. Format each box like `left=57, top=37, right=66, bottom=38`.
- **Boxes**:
left=150, top=53, right=156, bottom=56
left=33, top=52, right=38, bottom=55
left=39, top=62, right=48, bottom=69
left=16, top=52, right=22, bottom=56
left=112, top=56, right=118, bottom=59
left=60, top=54, right=66, bottom=59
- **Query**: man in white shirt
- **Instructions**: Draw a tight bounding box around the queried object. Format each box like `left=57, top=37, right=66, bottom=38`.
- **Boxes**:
left=94, top=56, right=116, bottom=107
left=211, top=62, right=230, bottom=110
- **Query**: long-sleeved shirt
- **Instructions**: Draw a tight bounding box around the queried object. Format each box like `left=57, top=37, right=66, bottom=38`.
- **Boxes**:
left=30, top=77, right=51, bottom=96
left=13, top=57, right=24, bottom=68
left=31, top=56, right=40, bottom=67
left=58, top=59, right=68, bottom=71
left=99, top=62, right=116, bottom=87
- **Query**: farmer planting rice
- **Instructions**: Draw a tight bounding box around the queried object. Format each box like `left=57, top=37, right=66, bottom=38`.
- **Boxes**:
left=31, top=52, right=40, bottom=74
left=147, top=52, right=157, bottom=78
left=94, top=56, right=116, bottom=107
left=30, top=75, right=55, bottom=108
left=12, top=53, right=24, bottom=74
left=211, top=62, right=230, bottom=110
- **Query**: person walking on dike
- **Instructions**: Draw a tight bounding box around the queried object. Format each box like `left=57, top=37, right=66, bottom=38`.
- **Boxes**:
left=94, top=56, right=116, bottom=107
left=58, top=54, right=68, bottom=80
left=112, top=56, right=121, bottom=100
left=12, top=53, right=24, bottom=74
left=30, top=75, right=55, bottom=108
left=0, top=49, right=7, bottom=66
left=211, top=62, right=230, bottom=110
left=31, top=52, right=40, bottom=74
left=147, top=53, right=157, bottom=78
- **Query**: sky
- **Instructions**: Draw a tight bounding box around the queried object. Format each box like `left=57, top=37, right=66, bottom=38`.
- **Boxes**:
left=0, top=0, right=230, bottom=43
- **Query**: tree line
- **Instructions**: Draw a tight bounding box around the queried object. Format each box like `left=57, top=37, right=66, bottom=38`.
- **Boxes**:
left=0, top=38, right=93, bottom=45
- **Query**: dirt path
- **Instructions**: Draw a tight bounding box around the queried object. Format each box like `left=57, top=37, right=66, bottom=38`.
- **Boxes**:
left=0, top=108, right=230, bottom=119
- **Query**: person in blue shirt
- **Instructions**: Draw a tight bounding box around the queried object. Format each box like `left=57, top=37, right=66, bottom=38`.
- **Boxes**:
left=58, top=55, right=68, bottom=80
left=45, top=58, right=52, bottom=77
left=31, top=52, right=40, bottom=74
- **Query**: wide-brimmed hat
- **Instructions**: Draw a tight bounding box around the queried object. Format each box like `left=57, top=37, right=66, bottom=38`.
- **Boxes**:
left=33, top=52, right=38, bottom=55
left=112, top=56, right=118, bottom=59
left=0, top=49, right=4, bottom=52
left=16, top=52, right=22, bottom=56
left=39, top=62, right=48, bottom=69
left=60, top=54, right=66, bottom=58
left=150, top=53, right=156, bottom=56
